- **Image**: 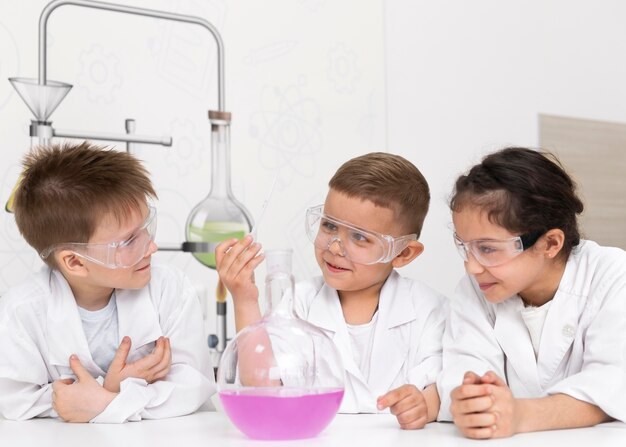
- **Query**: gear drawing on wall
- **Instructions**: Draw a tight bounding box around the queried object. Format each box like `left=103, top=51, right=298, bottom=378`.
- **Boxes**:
left=77, top=44, right=123, bottom=104
left=166, top=118, right=205, bottom=177
left=327, top=43, right=360, bottom=95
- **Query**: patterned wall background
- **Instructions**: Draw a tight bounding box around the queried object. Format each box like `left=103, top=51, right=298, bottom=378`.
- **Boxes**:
left=0, top=0, right=386, bottom=340
left=5, top=0, right=626, bottom=344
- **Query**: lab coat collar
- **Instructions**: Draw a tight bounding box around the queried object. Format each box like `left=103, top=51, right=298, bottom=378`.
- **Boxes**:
left=46, top=269, right=100, bottom=371
left=46, top=269, right=162, bottom=371
left=115, top=284, right=163, bottom=352
left=536, top=258, right=579, bottom=388
left=307, top=281, right=367, bottom=386
left=307, top=271, right=415, bottom=397
left=493, top=297, right=542, bottom=395
left=368, top=270, right=415, bottom=397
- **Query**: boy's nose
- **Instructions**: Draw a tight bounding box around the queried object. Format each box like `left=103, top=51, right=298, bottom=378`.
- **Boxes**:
left=327, top=237, right=345, bottom=257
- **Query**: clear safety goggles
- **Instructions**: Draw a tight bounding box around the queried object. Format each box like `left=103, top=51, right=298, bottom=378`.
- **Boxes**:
left=453, top=230, right=543, bottom=267
left=40, top=206, right=157, bottom=269
left=305, top=205, right=417, bottom=265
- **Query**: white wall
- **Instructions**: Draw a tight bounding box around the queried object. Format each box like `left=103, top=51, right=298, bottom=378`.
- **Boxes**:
left=386, top=0, right=626, bottom=296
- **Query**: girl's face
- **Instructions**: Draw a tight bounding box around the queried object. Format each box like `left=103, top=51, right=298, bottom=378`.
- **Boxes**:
left=452, top=205, right=554, bottom=304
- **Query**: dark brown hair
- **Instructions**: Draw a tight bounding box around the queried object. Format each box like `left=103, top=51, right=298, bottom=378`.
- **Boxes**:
left=450, top=147, right=584, bottom=256
left=14, top=142, right=157, bottom=267
left=329, top=152, right=430, bottom=237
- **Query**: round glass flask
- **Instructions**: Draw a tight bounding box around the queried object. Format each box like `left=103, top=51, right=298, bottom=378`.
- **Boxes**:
left=217, top=249, right=345, bottom=440
left=185, top=110, right=253, bottom=268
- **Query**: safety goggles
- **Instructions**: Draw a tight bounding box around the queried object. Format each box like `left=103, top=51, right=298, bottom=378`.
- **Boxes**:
left=453, top=230, right=543, bottom=267
left=40, top=206, right=157, bottom=269
left=305, top=205, right=417, bottom=265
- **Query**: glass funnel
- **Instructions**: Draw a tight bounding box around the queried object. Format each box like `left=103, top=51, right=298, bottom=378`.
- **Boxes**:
left=217, top=249, right=345, bottom=440
left=185, top=110, right=253, bottom=268
left=9, top=77, right=72, bottom=122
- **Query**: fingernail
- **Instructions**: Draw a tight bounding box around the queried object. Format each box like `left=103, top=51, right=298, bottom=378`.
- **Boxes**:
left=122, top=336, right=130, bottom=343
left=70, top=354, right=77, bottom=360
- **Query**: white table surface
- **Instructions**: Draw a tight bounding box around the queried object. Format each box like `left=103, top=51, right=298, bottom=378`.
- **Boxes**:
left=1, top=411, right=624, bottom=447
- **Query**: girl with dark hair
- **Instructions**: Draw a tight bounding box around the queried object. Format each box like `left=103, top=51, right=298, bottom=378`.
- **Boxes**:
left=437, top=147, right=626, bottom=438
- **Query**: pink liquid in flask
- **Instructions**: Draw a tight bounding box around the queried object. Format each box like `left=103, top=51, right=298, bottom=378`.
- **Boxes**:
left=219, top=387, right=344, bottom=440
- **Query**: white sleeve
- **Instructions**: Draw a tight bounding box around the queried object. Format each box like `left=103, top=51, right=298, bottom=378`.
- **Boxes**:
left=0, top=309, right=55, bottom=420
left=91, top=272, right=215, bottom=423
left=545, top=270, right=626, bottom=422
left=407, top=295, right=446, bottom=390
left=437, top=276, right=506, bottom=421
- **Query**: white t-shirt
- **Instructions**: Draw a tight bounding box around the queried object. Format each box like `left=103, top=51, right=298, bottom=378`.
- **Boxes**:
left=77, top=293, right=119, bottom=373
left=520, top=301, right=552, bottom=358
left=346, top=312, right=379, bottom=382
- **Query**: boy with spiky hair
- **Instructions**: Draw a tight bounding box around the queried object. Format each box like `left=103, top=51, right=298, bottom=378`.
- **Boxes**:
left=0, top=142, right=215, bottom=422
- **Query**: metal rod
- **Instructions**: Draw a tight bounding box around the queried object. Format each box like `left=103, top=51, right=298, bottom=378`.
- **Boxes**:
left=38, top=0, right=225, bottom=110
left=125, top=118, right=135, bottom=153
left=54, top=127, right=172, bottom=146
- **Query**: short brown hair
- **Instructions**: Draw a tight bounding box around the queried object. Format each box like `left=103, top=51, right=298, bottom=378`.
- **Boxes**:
left=14, top=142, right=157, bottom=267
left=328, top=152, right=430, bottom=237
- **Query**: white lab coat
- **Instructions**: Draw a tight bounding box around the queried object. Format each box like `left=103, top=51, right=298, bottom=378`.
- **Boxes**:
left=438, top=240, right=626, bottom=422
left=294, top=270, right=446, bottom=413
left=0, top=264, right=216, bottom=422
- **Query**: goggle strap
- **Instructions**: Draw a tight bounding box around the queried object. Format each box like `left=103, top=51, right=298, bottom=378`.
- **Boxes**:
left=520, top=230, right=544, bottom=250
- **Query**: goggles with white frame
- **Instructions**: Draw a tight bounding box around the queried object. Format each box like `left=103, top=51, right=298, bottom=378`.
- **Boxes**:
left=453, top=230, right=543, bottom=267
left=305, top=205, right=417, bottom=265
left=40, top=205, right=157, bottom=269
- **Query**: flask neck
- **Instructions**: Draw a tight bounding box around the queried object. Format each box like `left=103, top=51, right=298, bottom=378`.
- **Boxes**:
left=265, top=272, right=296, bottom=318
left=209, top=122, right=233, bottom=198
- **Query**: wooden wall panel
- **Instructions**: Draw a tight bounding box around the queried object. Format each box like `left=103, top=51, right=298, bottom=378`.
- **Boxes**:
left=540, top=114, right=626, bottom=250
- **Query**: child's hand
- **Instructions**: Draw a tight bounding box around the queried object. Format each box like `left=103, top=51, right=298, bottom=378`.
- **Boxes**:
left=103, top=336, right=172, bottom=393
left=52, top=355, right=116, bottom=422
left=215, top=235, right=264, bottom=308
left=449, top=370, right=506, bottom=439
left=476, top=371, right=519, bottom=438
left=377, top=384, right=429, bottom=430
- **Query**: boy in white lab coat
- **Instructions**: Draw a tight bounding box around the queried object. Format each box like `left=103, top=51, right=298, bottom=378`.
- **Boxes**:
left=439, top=147, right=626, bottom=438
left=216, top=152, right=446, bottom=429
left=0, top=142, right=215, bottom=423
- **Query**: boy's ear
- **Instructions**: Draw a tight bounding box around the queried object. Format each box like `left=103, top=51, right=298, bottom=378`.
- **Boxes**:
left=391, top=240, right=424, bottom=268
left=56, top=250, right=89, bottom=277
